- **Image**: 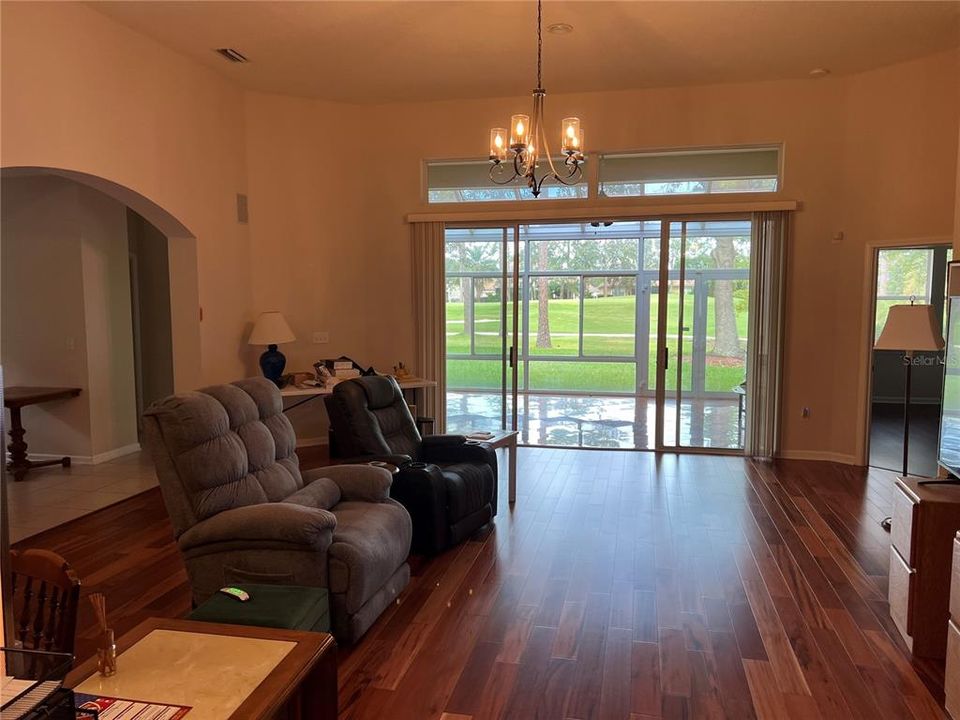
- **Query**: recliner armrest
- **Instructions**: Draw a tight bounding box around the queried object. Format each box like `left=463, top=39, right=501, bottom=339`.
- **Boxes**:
left=178, top=503, right=336, bottom=552
left=334, top=453, right=413, bottom=467
left=390, top=462, right=449, bottom=554
left=303, top=464, right=393, bottom=503
left=420, top=436, right=498, bottom=480
left=421, top=434, right=467, bottom=447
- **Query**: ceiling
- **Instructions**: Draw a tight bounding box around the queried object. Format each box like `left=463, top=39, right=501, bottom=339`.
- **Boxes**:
left=89, top=1, right=960, bottom=104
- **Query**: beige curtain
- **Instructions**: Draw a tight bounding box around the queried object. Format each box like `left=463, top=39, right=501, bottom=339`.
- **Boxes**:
left=744, top=211, right=789, bottom=458
left=412, top=221, right=447, bottom=432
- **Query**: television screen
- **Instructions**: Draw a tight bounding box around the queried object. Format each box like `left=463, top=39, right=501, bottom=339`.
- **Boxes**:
left=938, top=297, right=960, bottom=476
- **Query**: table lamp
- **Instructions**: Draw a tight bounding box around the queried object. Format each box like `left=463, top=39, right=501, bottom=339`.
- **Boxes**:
left=248, top=311, right=296, bottom=386
left=874, top=302, right=944, bottom=528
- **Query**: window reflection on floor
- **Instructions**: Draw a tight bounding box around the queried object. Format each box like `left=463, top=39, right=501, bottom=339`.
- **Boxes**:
left=446, top=392, right=743, bottom=450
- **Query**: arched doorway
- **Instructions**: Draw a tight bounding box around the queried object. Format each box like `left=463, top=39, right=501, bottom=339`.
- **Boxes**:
left=0, top=166, right=202, bottom=391
left=0, top=167, right=203, bottom=542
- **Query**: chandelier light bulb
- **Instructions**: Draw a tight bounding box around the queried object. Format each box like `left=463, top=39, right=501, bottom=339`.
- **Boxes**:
left=489, top=127, right=508, bottom=161
left=510, top=114, right=530, bottom=149
left=561, top=117, right=580, bottom=154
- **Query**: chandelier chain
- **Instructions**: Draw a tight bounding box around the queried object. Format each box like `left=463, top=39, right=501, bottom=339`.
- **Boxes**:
left=536, top=0, right=542, bottom=90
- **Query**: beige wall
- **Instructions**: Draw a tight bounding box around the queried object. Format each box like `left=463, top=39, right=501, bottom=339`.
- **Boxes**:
left=246, top=49, right=959, bottom=462
left=77, top=183, right=139, bottom=457
left=243, top=94, right=369, bottom=442
left=1, top=176, right=93, bottom=457
left=0, top=1, right=251, bottom=388
left=0, top=176, right=139, bottom=459
left=127, top=210, right=175, bottom=413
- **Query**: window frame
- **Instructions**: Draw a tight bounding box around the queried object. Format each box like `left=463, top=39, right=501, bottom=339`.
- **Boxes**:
left=423, top=143, right=784, bottom=206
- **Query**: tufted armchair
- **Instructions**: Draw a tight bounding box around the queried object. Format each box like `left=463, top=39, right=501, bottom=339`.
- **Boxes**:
left=324, top=376, right=497, bottom=555
left=142, top=377, right=412, bottom=643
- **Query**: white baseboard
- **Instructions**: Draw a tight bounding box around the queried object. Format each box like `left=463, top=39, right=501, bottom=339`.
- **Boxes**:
left=777, top=450, right=860, bottom=465
left=22, top=443, right=141, bottom=466
left=295, top=437, right=329, bottom=449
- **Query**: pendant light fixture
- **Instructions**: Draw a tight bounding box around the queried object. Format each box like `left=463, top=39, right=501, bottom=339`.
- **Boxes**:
left=488, top=0, right=584, bottom=198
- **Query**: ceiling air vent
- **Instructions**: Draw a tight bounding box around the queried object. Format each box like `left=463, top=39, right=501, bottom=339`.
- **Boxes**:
left=215, top=48, right=249, bottom=63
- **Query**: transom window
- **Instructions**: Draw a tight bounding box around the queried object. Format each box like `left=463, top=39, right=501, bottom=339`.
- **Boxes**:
left=426, top=145, right=781, bottom=204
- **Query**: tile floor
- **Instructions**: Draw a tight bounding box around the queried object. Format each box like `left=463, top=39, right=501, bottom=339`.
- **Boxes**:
left=5, top=450, right=157, bottom=543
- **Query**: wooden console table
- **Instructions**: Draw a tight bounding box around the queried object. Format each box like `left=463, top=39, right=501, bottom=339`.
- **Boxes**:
left=4, top=386, right=81, bottom=481
left=66, top=617, right=337, bottom=719
left=282, top=377, right=438, bottom=435
left=281, top=377, right=436, bottom=409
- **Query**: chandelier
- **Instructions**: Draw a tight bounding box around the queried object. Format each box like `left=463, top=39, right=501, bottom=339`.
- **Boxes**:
left=488, top=0, right=584, bottom=198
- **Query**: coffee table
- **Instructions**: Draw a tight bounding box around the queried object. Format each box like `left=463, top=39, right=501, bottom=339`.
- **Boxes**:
left=66, top=618, right=337, bottom=719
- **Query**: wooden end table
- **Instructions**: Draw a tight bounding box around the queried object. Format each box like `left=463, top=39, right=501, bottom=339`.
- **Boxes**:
left=472, top=430, right=519, bottom=504
left=66, top=617, right=337, bottom=719
left=4, top=386, right=82, bottom=481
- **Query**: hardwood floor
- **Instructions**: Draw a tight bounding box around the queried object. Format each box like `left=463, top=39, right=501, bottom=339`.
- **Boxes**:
left=12, top=448, right=950, bottom=719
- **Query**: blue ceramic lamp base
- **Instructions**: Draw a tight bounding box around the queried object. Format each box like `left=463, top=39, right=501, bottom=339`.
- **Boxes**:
left=259, top=344, right=287, bottom=387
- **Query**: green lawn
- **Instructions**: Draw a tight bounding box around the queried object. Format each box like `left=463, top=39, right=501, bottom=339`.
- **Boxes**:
left=446, top=295, right=748, bottom=393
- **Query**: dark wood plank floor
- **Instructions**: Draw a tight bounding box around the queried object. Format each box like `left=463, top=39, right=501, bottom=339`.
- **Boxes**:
left=12, top=449, right=950, bottom=719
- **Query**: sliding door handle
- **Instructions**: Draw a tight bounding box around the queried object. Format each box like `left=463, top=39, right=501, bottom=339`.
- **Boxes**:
left=508, top=345, right=518, bottom=368
left=663, top=347, right=669, bottom=370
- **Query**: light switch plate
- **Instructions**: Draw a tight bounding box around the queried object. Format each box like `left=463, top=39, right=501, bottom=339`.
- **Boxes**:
left=312, top=332, right=329, bottom=344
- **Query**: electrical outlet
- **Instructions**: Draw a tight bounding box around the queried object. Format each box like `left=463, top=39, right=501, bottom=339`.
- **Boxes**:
left=802, top=407, right=811, bottom=418
left=312, top=332, right=329, bottom=344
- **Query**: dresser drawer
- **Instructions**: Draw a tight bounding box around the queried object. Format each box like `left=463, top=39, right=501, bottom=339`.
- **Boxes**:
left=891, top=482, right=918, bottom=566
left=889, top=545, right=916, bottom=643
left=951, top=536, right=960, bottom=622
left=947, top=620, right=960, bottom=720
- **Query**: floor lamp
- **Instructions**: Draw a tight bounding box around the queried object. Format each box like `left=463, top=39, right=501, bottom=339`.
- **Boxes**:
left=874, top=302, right=945, bottom=530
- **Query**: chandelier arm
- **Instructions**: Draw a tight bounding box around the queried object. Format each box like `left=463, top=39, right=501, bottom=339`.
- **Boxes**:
left=551, top=163, right=583, bottom=186
left=539, top=116, right=564, bottom=179
left=530, top=172, right=546, bottom=198
left=489, top=163, right=520, bottom=186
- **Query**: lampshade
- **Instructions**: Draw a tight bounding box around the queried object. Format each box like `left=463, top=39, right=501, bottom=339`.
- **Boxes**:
left=874, top=304, right=944, bottom=351
left=248, top=311, right=296, bottom=346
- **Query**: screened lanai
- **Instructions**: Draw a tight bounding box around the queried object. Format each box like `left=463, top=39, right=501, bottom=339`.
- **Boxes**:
left=444, top=219, right=753, bottom=450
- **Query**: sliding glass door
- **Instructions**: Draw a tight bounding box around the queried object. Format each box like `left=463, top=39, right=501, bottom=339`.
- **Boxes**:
left=445, top=226, right=519, bottom=434
left=444, top=215, right=753, bottom=452
left=656, top=219, right=752, bottom=450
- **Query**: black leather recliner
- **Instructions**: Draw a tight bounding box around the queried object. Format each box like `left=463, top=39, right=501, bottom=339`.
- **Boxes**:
left=324, top=376, right=497, bottom=555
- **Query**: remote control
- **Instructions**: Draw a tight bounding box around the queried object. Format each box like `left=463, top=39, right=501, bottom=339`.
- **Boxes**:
left=218, top=587, right=251, bottom=602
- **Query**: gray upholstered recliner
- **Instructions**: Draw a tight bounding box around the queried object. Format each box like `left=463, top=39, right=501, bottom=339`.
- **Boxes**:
left=142, top=377, right=412, bottom=643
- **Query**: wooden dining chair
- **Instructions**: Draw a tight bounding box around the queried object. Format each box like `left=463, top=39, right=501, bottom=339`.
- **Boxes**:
left=9, top=548, right=81, bottom=656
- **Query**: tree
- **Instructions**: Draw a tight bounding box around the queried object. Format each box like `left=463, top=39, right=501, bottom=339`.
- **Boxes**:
left=712, top=238, right=740, bottom=357
left=536, top=241, right=552, bottom=348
